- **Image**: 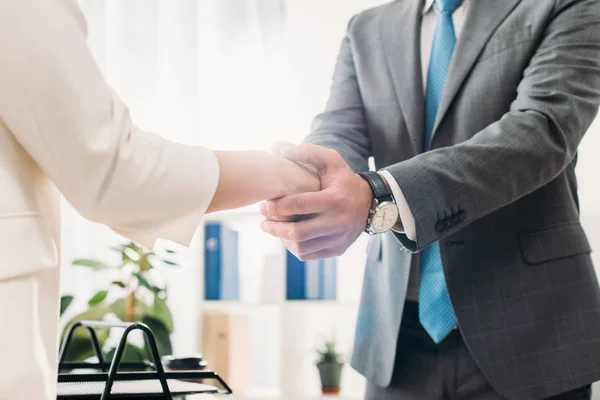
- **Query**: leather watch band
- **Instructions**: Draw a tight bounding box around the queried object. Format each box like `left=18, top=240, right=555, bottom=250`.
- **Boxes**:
left=357, top=171, right=393, bottom=203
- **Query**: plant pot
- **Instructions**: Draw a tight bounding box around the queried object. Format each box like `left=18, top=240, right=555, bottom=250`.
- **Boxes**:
left=317, top=361, right=344, bottom=395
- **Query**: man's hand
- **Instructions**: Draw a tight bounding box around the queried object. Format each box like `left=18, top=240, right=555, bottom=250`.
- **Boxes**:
left=259, top=144, right=373, bottom=260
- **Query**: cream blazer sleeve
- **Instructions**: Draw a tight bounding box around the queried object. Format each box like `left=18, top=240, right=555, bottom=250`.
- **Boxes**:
left=0, top=0, right=219, bottom=249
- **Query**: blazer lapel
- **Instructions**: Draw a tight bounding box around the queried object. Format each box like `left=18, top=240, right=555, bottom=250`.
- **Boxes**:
left=380, top=0, right=425, bottom=155
left=432, top=0, right=522, bottom=134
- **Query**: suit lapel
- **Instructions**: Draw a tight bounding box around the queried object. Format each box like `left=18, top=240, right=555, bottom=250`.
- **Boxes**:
left=432, top=0, right=522, bottom=134
left=380, top=0, right=425, bottom=155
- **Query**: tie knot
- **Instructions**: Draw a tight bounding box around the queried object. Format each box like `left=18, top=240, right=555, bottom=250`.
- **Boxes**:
left=435, top=0, right=464, bottom=14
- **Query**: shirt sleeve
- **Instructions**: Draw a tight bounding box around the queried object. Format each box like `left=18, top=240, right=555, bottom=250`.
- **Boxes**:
left=379, top=170, right=417, bottom=241
left=0, top=0, right=219, bottom=249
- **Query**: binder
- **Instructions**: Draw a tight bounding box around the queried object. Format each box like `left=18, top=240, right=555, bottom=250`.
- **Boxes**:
left=286, top=251, right=337, bottom=300
left=286, top=251, right=307, bottom=300
left=205, top=223, right=240, bottom=300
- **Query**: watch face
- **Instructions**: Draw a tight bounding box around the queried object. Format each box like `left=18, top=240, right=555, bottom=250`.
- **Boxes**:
left=371, top=202, right=399, bottom=234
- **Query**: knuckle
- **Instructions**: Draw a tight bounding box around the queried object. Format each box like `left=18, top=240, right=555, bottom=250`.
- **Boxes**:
left=294, top=195, right=307, bottom=212
left=328, top=149, right=342, bottom=162
left=296, top=242, right=310, bottom=256
left=269, top=201, right=281, bottom=216
left=332, top=215, right=345, bottom=229
left=288, top=226, right=305, bottom=242
left=330, top=191, right=345, bottom=207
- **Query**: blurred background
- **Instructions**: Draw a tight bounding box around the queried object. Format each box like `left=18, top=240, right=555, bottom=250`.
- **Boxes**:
left=58, top=0, right=600, bottom=399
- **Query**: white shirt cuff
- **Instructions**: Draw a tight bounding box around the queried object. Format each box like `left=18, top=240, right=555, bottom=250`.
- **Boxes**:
left=378, top=170, right=417, bottom=241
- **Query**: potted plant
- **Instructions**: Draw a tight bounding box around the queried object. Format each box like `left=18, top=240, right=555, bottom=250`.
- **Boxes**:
left=60, top=241, right=178, bottom=363
left=316, top=339, right=344, bottom=395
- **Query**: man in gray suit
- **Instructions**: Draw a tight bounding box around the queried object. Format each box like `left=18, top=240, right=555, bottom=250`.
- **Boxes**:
left=260, top=0, right=600, bottom=398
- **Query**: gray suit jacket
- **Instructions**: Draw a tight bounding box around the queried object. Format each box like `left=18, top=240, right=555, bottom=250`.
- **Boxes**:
left=305, top=0, right=600, bottom=398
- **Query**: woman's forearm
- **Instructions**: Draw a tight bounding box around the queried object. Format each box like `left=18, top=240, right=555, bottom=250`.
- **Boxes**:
left=207, top=150, right=320, bottom=213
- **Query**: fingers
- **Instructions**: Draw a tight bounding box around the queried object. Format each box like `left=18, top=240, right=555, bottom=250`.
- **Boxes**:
left=283, top=235, right=338, bottom=259
left=260, top=191, right=332, bottom=218
left=296, top=247, right=344, bottom=261
left=260, top=215, right=336, bottom=242
left=282, top=235, right=341, bottom=261
left=281, top=144, right=345, bottom=173
left=263, top=214, right=296, bottom=222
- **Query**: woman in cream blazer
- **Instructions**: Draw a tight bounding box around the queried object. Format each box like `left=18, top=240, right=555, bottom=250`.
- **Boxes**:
left=0, top=0, right=318, bottom=398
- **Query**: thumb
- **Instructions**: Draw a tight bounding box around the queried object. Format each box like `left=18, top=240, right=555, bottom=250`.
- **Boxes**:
left=281, top=143, right=345, bottom=173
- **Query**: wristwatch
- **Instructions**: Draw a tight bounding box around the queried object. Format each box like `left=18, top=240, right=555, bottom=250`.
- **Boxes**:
left=357, top=171, right=399, bottom=235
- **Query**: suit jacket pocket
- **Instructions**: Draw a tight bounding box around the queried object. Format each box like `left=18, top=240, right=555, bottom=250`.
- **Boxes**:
left=519, top=222, right=592, bottom=265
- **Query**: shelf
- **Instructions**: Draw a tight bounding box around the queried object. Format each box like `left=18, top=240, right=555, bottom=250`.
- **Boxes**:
left=200, top=301, right=282, bottom=308
left=199, top=300, right=359, bottom=308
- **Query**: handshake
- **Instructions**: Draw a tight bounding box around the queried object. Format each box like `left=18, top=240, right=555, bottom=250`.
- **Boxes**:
left=258, top=143, right=375, bottom=261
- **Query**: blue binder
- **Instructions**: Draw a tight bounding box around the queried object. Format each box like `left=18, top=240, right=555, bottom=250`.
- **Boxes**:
left=286, top=251, right=337, bottom=300
left=205, top=223, right=240, bottom=300
left=286, top=251, right=307, bottom=300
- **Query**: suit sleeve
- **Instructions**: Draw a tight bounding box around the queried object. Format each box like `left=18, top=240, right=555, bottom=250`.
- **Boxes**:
left=304, top=23, right=372, bottom=173
left=0, top=0, right=218, bottom=249
left=304, top=21, right=419, bottom=238
left=385, top=0, right=600, bottom=252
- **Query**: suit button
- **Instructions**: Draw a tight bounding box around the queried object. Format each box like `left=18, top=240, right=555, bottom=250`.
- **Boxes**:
left=435, top=221, right=446, bottom=232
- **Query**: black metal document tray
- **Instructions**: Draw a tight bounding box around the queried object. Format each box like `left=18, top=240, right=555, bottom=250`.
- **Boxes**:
left=57, top=321, right=232, bottom=399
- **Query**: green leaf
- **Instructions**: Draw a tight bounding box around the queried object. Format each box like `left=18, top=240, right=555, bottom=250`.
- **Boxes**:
left=61, top=336, right=98, bottom=365
left=139, top=254, right=153, bottom=272
left=162, top=260, right=179, bottom=267
left=108, top=298, right=127, bottom=321
left=105, top=343, right=147, bottom=364
left=88, top=290, right=109, bottom=306
left=141, top=316, right=173, bottom=356
left=125, top=242, right=144, bottom=258
left=60, top=295, right=74, bottom=317
left=151, top=295, right=174, bottom=333
left=122, top=249, right=138, bottom=264
left=60, top=305, right=114, bottom=362
left=134, top=273, right=162, bottom=295
left=72, top=259, right=108, bottom=269
left=111, top=281, right=127, bottom=289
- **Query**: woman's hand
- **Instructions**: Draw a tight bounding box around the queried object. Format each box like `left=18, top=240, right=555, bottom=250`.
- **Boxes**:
left=276, top=157, right=321, bottom=198
left=207, top=150, right=320, bottom=213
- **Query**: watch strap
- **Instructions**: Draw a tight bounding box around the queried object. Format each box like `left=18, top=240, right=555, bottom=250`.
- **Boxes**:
left=357, top=171, right=393, bottom=203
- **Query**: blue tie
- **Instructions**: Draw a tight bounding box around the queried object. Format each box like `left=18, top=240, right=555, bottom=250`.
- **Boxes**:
left=419, top=0, right=462, bottom=344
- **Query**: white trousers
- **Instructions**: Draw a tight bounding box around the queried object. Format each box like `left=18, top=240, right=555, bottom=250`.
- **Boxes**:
left=0, top=269, right=59, bottom=399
